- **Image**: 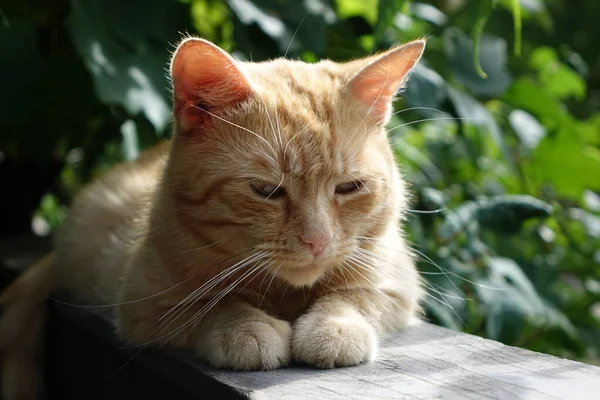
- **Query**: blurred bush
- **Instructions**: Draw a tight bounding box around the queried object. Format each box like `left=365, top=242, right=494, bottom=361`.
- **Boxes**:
left=1, top=0, right=598, bottom=364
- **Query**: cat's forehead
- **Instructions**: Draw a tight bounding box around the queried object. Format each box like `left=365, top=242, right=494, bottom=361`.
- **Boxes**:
left=220, top=59, right=383, bottom=179
left=243, top=59, right=347, bottom=92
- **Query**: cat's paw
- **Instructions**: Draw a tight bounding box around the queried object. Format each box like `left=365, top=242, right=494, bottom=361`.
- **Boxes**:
left=201, top=316, right=292, bottom=371
left=292, top=310, right=377, bottom=368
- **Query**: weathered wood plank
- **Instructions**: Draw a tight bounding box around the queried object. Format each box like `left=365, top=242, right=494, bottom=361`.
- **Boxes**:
left=1, top=235, right=599, bottom=400
left=193, top=322, right=600, bottom=399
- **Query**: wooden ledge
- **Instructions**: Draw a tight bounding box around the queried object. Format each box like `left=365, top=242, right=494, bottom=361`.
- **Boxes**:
left=1, top=236, right=599, bottom=400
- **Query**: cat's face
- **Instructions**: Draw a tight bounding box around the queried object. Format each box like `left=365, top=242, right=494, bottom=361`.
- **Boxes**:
left=166, top=38, right=424, bottom=286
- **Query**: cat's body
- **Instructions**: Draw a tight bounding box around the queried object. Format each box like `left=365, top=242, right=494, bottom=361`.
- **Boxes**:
left=0, top=38, right=425, bottom=399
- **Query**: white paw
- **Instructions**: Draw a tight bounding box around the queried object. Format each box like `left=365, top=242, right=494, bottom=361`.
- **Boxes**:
left=292, top=310, right=377, bottom=368
left=201, top=317, right=292, bottom=370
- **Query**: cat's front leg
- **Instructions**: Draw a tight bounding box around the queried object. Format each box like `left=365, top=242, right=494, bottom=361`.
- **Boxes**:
left=117, top=297, right=292, bottom=371
left=194, top=301, right=292, bottom=370
left=292, top=289, right=413, bottom=368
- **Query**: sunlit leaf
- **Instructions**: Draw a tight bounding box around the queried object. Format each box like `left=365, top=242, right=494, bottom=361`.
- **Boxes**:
left=529, top=47, right=586, bottom=100
left=524, top=129, right=600, bottom=198
left=509, top=109, right=546, bottom=150
left=503, top=78, right=567, bottom=128
left=67, top=0, right=188, bottom=133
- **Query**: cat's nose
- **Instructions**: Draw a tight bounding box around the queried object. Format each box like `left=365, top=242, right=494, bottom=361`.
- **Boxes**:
left=300, top=234, right=330, bottom=257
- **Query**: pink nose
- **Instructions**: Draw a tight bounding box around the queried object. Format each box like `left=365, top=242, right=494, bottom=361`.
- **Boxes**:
left=301, top=234, right=330, bottom=256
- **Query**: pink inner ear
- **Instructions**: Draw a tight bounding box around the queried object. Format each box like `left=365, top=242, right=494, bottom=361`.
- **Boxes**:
left=170, top=38, right=252, bottom=131
left=349, top=40, right=425, bottom=121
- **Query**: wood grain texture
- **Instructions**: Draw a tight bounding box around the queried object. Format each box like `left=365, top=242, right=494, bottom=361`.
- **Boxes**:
left=191, top=322, right=600, bottom=400
left=1, top=235, right=600, bottom=400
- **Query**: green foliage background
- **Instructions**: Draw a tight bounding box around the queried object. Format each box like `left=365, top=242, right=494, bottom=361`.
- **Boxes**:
left=1, top=0, right=599, bottom=364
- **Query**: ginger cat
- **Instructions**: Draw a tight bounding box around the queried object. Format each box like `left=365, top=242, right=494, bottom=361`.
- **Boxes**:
left=0, top=37, right=425, bottom=399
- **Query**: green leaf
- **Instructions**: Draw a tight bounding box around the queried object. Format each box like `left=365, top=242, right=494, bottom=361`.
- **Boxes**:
left=67, top=0, right=188, bottom=133
left=230, top=0, right=335, bottom=57
left=468, top=0, right=497, bottom=78
left=337, top=0, right=377, bottom=25
left=503, top=78, right=567, bottom=128
left=529, top=47, right=586, bottom=101
left=444, top=28, right=511, bottom=97
left=446, top=87, right=506, bottom=160
left=436, top=202, right=480, bottom=244
left=524, top=129, right=600, bottom=198
left=476, top=195, right=552, bottom=233
left=511, top=0, right=522, bottom=56
left=38, top=193, right=67, bottom=229
left=403, top=63, right=447, bottom=114
left=477, top=257, right=575, bottom=342
left=437, top=195, right=551, bottom=241
left=374, top=0, right=408, bottom=43
left=410, top=2, right=448, bottom=26
left=0, top=17, right=107, bottom=160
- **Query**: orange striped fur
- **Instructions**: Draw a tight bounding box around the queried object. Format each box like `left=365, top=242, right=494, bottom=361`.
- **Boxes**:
left=0, top=38, right=426, bottom=398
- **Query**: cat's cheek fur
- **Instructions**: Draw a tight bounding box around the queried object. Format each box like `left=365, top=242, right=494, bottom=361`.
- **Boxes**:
left=292, top=308, right=377, bottom=368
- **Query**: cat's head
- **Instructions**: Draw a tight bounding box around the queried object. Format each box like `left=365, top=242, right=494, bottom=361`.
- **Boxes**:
left=164, top=37, right=424, bottom=286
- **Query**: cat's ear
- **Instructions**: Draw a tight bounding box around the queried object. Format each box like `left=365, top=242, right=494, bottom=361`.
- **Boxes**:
left=170, top=38, right=252, bottom=131
left=347, top=40, right=425, bottom=123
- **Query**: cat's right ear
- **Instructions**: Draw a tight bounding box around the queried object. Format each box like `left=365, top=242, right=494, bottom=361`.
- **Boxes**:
left=170, top=38, right=252, bottom=132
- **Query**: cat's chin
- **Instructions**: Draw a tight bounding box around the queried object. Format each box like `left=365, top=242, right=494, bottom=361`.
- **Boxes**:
left=276, top=263, right=327, bottom=287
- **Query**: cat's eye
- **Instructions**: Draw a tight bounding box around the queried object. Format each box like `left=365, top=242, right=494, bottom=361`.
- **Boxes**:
left=251, top=183, right=285, bottom=199
left=335, top=180, right=365, bottom=195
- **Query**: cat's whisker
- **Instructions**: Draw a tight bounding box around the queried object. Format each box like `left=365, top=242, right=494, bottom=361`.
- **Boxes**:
left=358, top=64, right=391, bottom=136
left=157, top=258, right=257, bottom=328
left=137, top=256, right=273, bottom=348
left=386, top=117, right=484, bottom=134
left=338, top=261, right=354, bottom=291
left=353, top=246, right=446, bottom=276
left=264, top=102, right=283, bottom=151
left=48, top=247, right=258, bottom=309
left=341, top=67, right=392, bottom=156
left=156, top=251, right=271, bottom=332
left=283, top=14, right=306, bottom=58
left=266, top=174, right=285, bottom=200
left=406, top=208, right=446, bottom=215
left=182, top=259, right=276, bottom=341
left=422, top=291, right=467, bottom=328
left=352, top=247, right=412, bottom=273
left=340, top=260, right=364, bottom=288
left=279, top=281, right=290, bottom=305
left=343, top=257, right=377, bottom=287
left=258, top=262, right=282, bottom=308
left=349, top=174, right=372, bottom=196
left=354, top=236, right=501, bottom=292
left=408, top=247, right=487, bottom=293
left=191, top=105, right=279, bottom=165
left=283, top=126, right=309, bottom=163
left=274, top=98, right=284, bottom=151
left=351, top=245, right=468, bottom=305
left=391, top=106, right=445, bottom=116
left=362, top=173, right=393, bottom=191
left=142, top=254, right=271, bottom=347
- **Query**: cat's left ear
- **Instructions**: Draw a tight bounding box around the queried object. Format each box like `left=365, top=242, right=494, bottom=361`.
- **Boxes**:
left=347, top=40, right=425, bottom=123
